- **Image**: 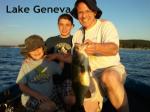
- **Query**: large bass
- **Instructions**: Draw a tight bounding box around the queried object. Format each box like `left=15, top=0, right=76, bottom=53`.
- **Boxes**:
left=72, top=43, right=103, bottom=112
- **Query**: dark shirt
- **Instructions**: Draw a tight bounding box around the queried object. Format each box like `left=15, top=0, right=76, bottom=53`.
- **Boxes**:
left=45, top=35, right=72, bottom=83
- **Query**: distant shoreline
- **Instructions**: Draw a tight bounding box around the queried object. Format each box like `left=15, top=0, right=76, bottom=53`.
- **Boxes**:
left=0, top=45, right=18, bottom=48
left=1, top=46, right=149, bottom=50
left=120, top=48, right=150, bottom=50
left=1, top=39, right=150, bottom=49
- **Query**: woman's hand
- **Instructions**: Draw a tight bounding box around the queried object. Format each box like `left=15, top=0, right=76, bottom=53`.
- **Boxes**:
left=84, top=39, right=97, bottom=55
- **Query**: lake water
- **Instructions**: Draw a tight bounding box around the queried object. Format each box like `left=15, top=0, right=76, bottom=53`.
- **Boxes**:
left=0, top=47, right=150, bottom=92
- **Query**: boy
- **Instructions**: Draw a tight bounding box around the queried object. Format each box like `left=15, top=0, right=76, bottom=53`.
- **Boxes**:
left=16, top=35, right=62, bottom=112
left=45, top=13, right=75, bottom=111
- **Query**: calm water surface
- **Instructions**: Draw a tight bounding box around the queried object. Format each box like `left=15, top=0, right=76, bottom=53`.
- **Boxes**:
left=0, top=48, right=150, bottom=92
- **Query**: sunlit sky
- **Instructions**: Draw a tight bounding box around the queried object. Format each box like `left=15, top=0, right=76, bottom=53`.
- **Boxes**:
left=0, top=0, right=150, bottom=45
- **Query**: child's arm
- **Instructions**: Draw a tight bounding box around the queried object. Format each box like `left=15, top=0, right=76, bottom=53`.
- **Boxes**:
left=58, top=53, right=72, bottom=63
left=47, top=53, right=72, bottom=63
left=18, top=83, right=49, bottom=103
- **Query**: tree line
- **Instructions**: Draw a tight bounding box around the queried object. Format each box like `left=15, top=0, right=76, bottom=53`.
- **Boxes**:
left=1, top=39, right=150, bottom=49
left=120, top=39, right=150, bottom=49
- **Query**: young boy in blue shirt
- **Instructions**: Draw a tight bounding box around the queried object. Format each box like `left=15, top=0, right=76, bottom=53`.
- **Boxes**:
left=16, top=35, right=62, bottom=112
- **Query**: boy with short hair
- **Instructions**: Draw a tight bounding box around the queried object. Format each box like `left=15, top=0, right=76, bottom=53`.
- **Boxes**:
left=45, top=13, right=75, bottom=111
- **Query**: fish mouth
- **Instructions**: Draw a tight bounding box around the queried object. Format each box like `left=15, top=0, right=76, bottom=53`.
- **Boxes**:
left=85, top=90, right=91, bottom=98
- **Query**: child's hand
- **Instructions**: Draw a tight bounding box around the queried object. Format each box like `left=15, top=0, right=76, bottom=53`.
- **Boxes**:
left=46, top=53, right=58, bottom=61
left=23, top=58, right=32, bottom=64
left=59, top=61, right=64, bottom=69
left=34, top=93, right=49, bottom=103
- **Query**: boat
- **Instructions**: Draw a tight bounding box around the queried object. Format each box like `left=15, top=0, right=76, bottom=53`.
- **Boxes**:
left=0, top=78, right=150, bottom=112
left=0, top=84, right=25, bottom=112
left=102, top=78, right=150, bottom=112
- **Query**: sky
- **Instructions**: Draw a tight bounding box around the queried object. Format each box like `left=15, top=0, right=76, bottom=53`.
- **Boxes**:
left=0, top=0, right=150, bottom=45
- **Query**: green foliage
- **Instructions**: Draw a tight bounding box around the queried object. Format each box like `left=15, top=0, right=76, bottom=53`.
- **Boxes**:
left=120, top=39, right=150, bottom=49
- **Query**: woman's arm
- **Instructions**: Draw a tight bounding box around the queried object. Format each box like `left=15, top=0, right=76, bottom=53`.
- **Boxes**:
left=84, top=39, right=118, bottom=56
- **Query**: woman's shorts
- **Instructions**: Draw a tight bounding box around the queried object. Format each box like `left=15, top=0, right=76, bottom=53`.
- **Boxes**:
left=93, top=64, right=127, bottom=97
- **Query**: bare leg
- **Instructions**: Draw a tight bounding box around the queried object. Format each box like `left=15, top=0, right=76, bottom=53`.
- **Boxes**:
left=101, top=70, right=129, bottom=112
left=83, top=77, right=103, bottom=112
left=84, top=100, right=99, bottom=112
left=38, top=100, right=56, bottom=112
left=64, top=95, right=76, bottom=111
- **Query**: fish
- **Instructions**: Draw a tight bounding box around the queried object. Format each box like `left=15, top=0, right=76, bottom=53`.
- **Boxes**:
left=71, top=43, right=91, bottom=111
left=71, top=43, right=103, bottom=112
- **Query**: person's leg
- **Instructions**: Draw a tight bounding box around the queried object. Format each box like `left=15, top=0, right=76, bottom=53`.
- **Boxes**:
left=83, top=100, right=99, bottom=112
left=83, top=76, right=104, bottom=112
left=25, top=97, right=39, bottom=112
left=100, top=65, right=129, bottom=112
left=38, top=100, right=56, bottom=112
left=64, top=94, right=76, bottom=110
left=51, top=84, right=66, bottom=112
left=62, top=79, right=76, bottom=111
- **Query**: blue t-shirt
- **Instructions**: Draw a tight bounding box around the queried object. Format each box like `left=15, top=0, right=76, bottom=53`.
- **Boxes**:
left=16, top=58, right=62, bottom=106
